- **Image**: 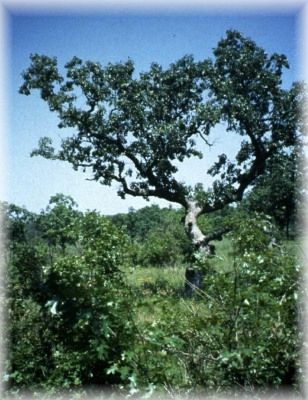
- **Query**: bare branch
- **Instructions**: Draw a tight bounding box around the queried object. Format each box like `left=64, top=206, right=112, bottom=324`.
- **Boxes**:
left=199, top=132, right=213, bottom=147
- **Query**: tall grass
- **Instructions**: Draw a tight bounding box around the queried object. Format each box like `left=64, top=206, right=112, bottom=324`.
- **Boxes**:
left=124, top=238, right=234, bottom=293
left=122, top=238, right=235, bottom=327
left=124, top=265, right=186, bottom=294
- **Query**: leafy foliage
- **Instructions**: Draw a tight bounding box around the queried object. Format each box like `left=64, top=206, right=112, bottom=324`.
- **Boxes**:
left=5, top=197, right=135, bottom=392
left=20, top=30, right=304, bottom=216
left=111, top=213, right=303, bottom=395
left=110, top=205, right=192, bottom=267
left=3, top=198, right=303, bottom=397
left=37, top=193, right=81, bottom=252
left=242, top=144, right=303, bottom=238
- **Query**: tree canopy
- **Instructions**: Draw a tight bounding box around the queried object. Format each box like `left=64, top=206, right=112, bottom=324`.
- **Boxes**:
left=20, top=30, right=305, bottom=248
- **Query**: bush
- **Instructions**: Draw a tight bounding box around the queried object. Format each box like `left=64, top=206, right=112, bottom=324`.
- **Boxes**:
left=136, top=227, right=188, bottom=267
left=4, top=200, right=303, bottom=397
left=5, top=204, right=135, bottom=393
left=181, top=213, right=303, bottom=391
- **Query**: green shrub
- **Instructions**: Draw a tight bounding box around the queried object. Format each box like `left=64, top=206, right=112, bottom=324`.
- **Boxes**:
left=5, top=201, right=303, bottom=397
left=117, top=213, right=303, bottom=396
left=180, top=213, right=303, bottom=392
left=5, top=205, right=135, bottom=393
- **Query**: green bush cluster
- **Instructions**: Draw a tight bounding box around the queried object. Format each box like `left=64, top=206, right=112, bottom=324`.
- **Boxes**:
left=110, top=205, right=192, bottom=268
left=108, top=213, right=303, bottom=396
left=4, top=196, right=135, bottom=394
left=2, top=198, right=303, bottom=398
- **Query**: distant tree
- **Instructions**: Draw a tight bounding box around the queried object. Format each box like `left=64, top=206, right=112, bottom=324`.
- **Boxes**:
left=38, top=193, right=81, bottom=253
left=20, top=30, right=305, bottom=290
left=243, top=144, right=303, bottom=238
left=5, top=203, right=37, bottom=244
left=110, top=205, right=165, bottom=240
left=110, top=205, right=192, bottom=268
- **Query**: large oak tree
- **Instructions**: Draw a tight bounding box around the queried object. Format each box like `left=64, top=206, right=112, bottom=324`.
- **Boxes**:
left=20, top=30, right=305, bottom=289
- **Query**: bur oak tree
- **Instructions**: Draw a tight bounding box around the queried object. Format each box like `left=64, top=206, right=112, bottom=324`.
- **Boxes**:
left=20, top=30, right=304, bottom=290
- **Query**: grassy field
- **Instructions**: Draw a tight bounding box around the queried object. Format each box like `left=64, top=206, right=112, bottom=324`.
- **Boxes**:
left=124, top=238, right=234, bottom=289
left=122, top=238, right=235, bottom=330
left=122, top=236, right=301, bottom=327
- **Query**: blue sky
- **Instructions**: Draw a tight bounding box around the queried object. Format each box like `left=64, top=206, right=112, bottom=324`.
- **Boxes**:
left=7, top=8, right=301, bottom=215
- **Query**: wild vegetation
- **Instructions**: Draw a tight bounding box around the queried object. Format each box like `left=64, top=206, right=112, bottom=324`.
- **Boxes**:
left=1, top=194, right=305, bottom=398
left=2, top=29, right=306, bottom=398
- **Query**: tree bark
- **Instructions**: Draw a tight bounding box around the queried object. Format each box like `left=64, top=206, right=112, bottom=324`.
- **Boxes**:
left=183, top=200, right=210, bottom=297
left=183, top=199, right=230, bottom=296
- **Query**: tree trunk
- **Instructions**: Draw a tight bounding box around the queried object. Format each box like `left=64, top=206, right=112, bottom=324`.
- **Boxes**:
left=183, top=200, right=211, bottom=297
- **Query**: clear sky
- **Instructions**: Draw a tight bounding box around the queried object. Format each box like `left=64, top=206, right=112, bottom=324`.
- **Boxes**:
left=6, top=5, right=302, bottom=215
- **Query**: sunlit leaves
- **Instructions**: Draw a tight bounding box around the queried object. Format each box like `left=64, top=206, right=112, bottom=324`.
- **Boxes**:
left=20, top=30, right=304, bottom=214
